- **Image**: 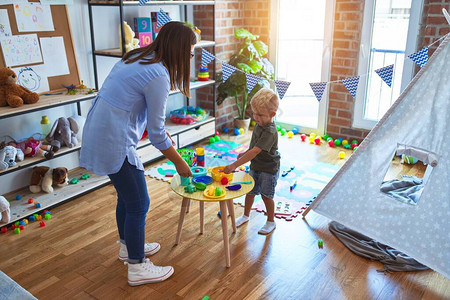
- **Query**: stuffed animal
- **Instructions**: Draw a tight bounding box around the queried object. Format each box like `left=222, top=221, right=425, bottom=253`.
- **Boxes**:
left=120, top=21, right=140, bottom=53
left=46, top=117, right=79, bottom=149
left=14, top=138, right=58, bottom=160
left=0, top=196, right=10, bottom=224
left=0, top=67, right=39, bottom=108
left=29, top=166, right=69, bottom=193
left=0, top=145, right=21, bottom=171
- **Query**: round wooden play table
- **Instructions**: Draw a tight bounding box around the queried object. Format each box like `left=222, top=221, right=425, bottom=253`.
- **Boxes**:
left=170, top=171, right=254, bottom=267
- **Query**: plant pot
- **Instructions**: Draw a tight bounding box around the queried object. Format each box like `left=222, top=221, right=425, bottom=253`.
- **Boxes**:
left=234, top=117, right=251, bottom=131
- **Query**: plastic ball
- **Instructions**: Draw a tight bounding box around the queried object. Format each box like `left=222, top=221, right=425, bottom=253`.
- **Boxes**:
left=338, top=151, right=346, bottom=159
left=334, top=139, right=341, bottom=146
left=310, top=133, right=317, bottom=139
left=351, top=140, right=358, bottom=145
left=292, top=128, right=299, bottom=135
left=328, top=140, right=335, bottom=147
left=15, top=221, right=19, bottom=226
left=353, top=146, right=358, bottom=151
left=19, top=221, right=26, bottom=226
left=280, top=128, right=286, bottom=136
left=327, top=137, right=333, bottom=142
left=250, top=120, right=256, bottom=126
left=214, top=135, right=220, bottom=142
left=215, top=130, right=220, bottom=136
left=19, top=225, right=25, bottom=230
left=342, top=140, right=349, bottom=146
left=11, top=224, right=16, bottom=230
left=314, top=137, right=321, bottom=145
left=276, top=125, right=281, bottom=131
left=234, top=128, right=240, bottom=136
left=209, top=137, right=215, bottom=144
left=323, top=134, right=329, bottom=140
left=29, top=216, right=36, bottom=222
left=239, top=128, right=244, bottom=135
left=14, top=228, right=20, bottom=234
left=223, top=127, right=229, bottom=133
left=309, top=137, right=315, bottom=144
left=300, top=134, right=307, bottom=141
left=338, top=138, right=343, bottom=142
left=351, top=143, right=358, bottom=149
left=287, top=131, right=294, bottom=138
left=15, top=195, right=22, bottom=200
left=44, top=214, right=51, bottom=220
left=27, top=198, right=33, bottom=204
left=220, top=177, right=229, bottom=185
left=23, top=219, right=28, bottom=225
left=39, top=221, right=46, bottom=227
left=1, top=227, right=7, bottom=234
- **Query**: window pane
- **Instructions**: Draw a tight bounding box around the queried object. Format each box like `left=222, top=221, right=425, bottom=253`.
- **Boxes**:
left=364, top=0, right=412, bottom=121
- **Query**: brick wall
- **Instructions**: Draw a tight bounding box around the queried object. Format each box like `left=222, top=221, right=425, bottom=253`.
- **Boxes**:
left=419, top=0, right=450, bottom=56
left=194, top=0, right=270, bottom=131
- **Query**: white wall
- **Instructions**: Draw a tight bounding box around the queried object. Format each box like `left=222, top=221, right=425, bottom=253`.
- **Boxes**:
left=1, top=1, right=190, bottom=194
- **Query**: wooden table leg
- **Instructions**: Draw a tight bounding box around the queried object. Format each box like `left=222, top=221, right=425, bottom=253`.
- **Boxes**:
left=186, top=199, right=190, bottom=214
left=219, top=201, right=231, bottom=267
left=227, top=199, right=236, bottom=233
left=175, top=197, right=190, bottom=245
left=199, top=201, right=204, bottom=234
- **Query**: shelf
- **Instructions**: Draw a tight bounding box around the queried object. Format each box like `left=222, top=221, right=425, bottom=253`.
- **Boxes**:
left=0, top=145, right=81, bottom=176
left=94, top=40, right=215, bottom=57
left=89, top=1, right=215, bottom=6
left=170, top=80, right=215, bottom=95
left=4, top=167, right=110, bottom=225
left=0, top=93, right=96, bottom=120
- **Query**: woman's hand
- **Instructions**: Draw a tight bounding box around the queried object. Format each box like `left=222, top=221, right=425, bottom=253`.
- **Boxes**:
left=175, top=160, right=192, bottom=177
left=166, top=131, right=175, bottom=146
left=237, top=153, right=244, bottom=160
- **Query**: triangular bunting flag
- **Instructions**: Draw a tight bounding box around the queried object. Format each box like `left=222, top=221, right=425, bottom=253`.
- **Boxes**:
left=222, top=62, right=236, bottom=82
left=374, top=64, right=394, bottom=87
left=157, top=9, right=171, bottom=28
left=139, top=0, right=150, bottom=5
left=309, top=82, right=327, bottom=102
left=342, top=76, right=360, bottom=98
left=274, top=80, right=291, bottom=99
left=408, top=47, right=428, bottom=67
left=246, top=73, right=260, bottom=92
left=201, top=49, right=215, bottom=67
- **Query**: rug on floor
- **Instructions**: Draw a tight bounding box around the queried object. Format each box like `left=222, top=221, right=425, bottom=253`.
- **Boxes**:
left=0, top=271, right=36, bottom=300
left=234, top=161, right=340, bottom=221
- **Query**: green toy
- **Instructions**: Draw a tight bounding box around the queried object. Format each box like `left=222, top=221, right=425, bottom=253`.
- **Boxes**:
left=177, top=148, right=196, bottom=166
left=80, top=173, right=90, bottom=180
left=194, top=182, right=207, bottom=191
left=184, top=184, right=197, bottom=193
left=318, top=239, right=323, bottom=248
left=215, top=187, right=223, bottom=196
left=214, top=135, right=220, bottom=142
left=70, top=178, right=79, bottom=184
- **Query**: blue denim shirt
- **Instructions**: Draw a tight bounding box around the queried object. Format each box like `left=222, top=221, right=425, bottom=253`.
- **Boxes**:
left=80, top=58, right=172, bottom=175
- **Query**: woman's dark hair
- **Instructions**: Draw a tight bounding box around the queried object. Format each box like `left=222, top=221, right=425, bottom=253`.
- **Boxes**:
left=122, top=21, right=197, bottom=97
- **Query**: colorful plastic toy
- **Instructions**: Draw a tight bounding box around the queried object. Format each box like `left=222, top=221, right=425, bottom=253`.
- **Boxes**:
left=192, top=175, right=213, bottom=185
left=287, top=131, right=294, bottom=138
left=239, top=128, right=244, bottom=135
left=44, top=214, right=51, bottom=220
left=334, top=139, right=341, bottom=146
left=250, top=120, right=256, bottom=126
left=170, top=106, right=209, bottom=125
left=19, top=221, right=26, bottom=226
left=204, top=186, right=226, bottom=198
left=328, top=140, right=335, bottom=147
left=318, top=239, right=323, bottom=248
left=314, top=137, right=321, bottom=145
left=35, top=202, right=41, bottom=208
left=70, top=178, right=79, bottom=184
left=80, top=173, right=90, bottom=180
left=211, top=166, right=233, bottom=182
left=344, top=144, right=351, bottom=150
left=198, top=65, right=210, bottom=81
left=27, top=198, right=34, bottom=204
left=15, top=195, right=22, bottom=200
left=282, top=166, right=294, bottom=177
left=19, top=225, right=25, bottom=230
left=39, top=221, right=45, bottom=227
left=220, top=177, right=229, bottom=185
left=351, top=143, right=358, bottom=150
left=184, top=184, right=197, bottom=193
left=292, top=127, right=299, bottom=135
left=342, top=140, right=349, bottom=146
left=14, top=228, right=20, bottom=234
left=194, top=182, right=207, bottom=191
left=310, top=133, right=317, bottom=139
left=1, top=227, right=6, bottom=233
left=177, top=148, right=196, bottom=166
left=196, top=147, right=205, bottom=167
left=225, top=184, right=242, bottom=191
left=276, top=125, right=281, bottom=131
left=223, top=127, right=229, bottom=133
left=214, top=135, right=220, bottom=142
left=338, top=151, right=346, bottom=159
left=300, top=134, right=307, bottom=142
left=209, top=137, right=215, bottom=144
left=309, top=136, right=315, bottom=144
left=280, top=128, right=286, bottom=136
left=351, top=140, right=358, bottom=145
left=29, top=215, right=35, bottom=221
left=234, top=128, right=240, bottom=136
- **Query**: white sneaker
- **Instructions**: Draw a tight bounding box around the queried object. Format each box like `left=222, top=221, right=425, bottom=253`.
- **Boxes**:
left=126, top=258, right=174, bottom=286
left=118, top=241, right=161, bottom=261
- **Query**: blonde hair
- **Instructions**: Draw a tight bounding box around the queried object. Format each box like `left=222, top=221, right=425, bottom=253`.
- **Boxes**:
left=250, top=88, right=279, bottom=113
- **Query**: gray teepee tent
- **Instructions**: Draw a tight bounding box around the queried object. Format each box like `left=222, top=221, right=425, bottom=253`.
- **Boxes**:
left=307, top=33, right=450, bottom=278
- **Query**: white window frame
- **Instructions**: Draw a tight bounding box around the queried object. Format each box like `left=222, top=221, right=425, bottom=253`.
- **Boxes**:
left=353, top=0, right=423, bottom=130
left=269, top=0, right=335, bottom=136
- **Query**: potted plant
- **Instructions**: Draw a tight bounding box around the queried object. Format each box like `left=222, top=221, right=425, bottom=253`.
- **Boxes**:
left=216, top=28, right=275, bottom=130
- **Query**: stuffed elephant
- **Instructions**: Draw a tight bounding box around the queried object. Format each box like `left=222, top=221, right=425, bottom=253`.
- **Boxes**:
left=46, top=117, right=79, bottom=149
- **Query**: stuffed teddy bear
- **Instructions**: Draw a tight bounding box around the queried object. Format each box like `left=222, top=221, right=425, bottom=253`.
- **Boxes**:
left=46, top=117, right=79, bottom=149
left=120, top=21, right=140, bottom=53
left=0, top=196, right=10, bottom=224
left=0, top=145, right=22, bottom=171
left=29, top=166, right=69, bottom=193
left=0, top=67, right=39, bottom=108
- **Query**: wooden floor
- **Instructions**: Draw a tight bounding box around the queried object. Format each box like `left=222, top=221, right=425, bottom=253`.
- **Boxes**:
left=1, top=132, right=449, bottom=300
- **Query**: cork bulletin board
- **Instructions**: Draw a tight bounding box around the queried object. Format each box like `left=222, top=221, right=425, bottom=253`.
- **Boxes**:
left=0, top=1, right=80, bottom=93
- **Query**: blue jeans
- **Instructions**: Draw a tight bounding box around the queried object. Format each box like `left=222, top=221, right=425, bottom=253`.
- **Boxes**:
left=108, top=159, right=149, bottom=261
left=248, top=169, right=280, bottom=199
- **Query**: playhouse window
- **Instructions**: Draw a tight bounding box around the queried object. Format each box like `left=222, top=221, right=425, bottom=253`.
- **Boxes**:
left=380, top=144, right=439, bottom=205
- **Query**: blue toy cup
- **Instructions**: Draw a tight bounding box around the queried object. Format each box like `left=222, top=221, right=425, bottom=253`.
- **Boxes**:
left=180, top=176, right=191, bottom=186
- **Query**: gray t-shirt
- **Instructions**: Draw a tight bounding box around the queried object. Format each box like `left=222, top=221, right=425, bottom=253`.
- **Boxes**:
left=249, top=122, right=280, bottom=174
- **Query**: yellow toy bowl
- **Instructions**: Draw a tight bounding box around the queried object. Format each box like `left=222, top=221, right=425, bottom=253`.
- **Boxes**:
left=211, top=166, right=233, bottom=182
left=203, top=187, right=226, bottom=199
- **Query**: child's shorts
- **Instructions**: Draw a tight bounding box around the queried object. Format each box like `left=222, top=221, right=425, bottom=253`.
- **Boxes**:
left=248, top=169, right=279, bottom=199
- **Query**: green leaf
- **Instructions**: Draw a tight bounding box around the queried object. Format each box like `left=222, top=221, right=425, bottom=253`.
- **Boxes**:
left=235, top=28, right=257, bottom=40
left=237, top=63, right=254, bottom=74
left=247, top=60, right=263, bottom=73
left=253, top=41, right=268, bottom=57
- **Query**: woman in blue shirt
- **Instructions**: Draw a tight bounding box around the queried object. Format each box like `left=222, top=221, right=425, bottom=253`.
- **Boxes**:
left=80, top=22, right=194, bottom=286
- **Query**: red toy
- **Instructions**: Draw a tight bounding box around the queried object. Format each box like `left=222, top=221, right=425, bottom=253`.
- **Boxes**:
left=328, top=140, right=335, bottom=147
left=300, top=134, right=306, bottom=142
left=27, top=198, right=34, bottom=204
left=1, top=227, right=6, bottom=233
left=19, top=225, right=25, bottom=230
left=39, top=221, right=45, bottom=227
left=314, top=137, right=321, bottom=145
left=351, top=143, right=358, bottom=149
left=221, top=177, right=229, bottom=185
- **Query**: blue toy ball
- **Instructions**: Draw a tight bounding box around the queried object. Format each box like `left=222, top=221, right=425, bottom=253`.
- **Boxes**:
left=292, top=128, right=299, bottom=135
left=223, top=127, right=229, bottom=133
left=234, top=128, right=240, bottom=136
left=15, top=195, right=22, bottom=200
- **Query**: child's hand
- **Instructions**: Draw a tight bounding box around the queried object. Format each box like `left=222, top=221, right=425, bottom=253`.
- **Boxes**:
left=175, top=160, right=192, bottom=177
left=223, top=164, right=235, bottom=174
left=237, top=153, right=244, bottom=159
